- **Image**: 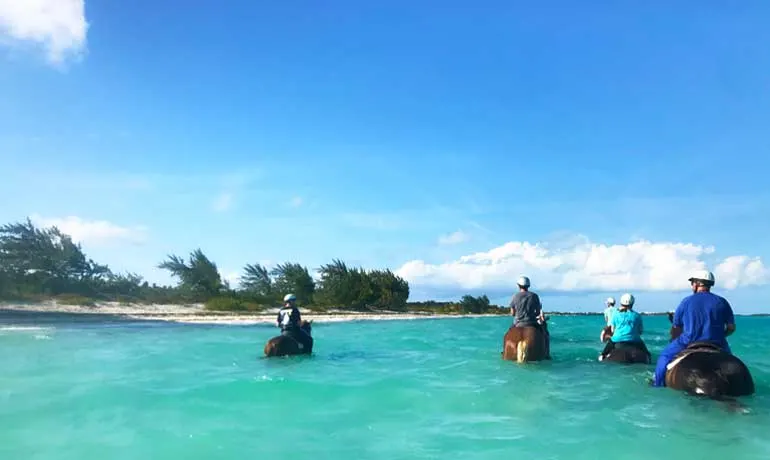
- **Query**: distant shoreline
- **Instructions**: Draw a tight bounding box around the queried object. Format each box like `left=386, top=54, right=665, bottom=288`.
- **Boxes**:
left=0, top=301, right=505, bottom=326
left=1, top=302, right=767, bottom=327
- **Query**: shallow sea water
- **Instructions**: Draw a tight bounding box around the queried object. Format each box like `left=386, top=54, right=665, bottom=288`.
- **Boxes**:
left=2, top=315, right=770, bottom=459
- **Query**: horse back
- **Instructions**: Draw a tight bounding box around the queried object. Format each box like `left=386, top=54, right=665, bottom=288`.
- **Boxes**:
left=666, top=347, right=755, bottom=397
left=502, top=325, right=547, bottom=362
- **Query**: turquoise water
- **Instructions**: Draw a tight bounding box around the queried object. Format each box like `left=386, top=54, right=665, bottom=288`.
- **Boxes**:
left=2, top=315, right=770, bottom=460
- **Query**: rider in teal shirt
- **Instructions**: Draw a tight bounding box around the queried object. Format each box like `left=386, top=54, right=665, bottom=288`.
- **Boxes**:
left=610, top=307, right=643, bottom=342
left=603, top=297, right=617, bottom=326
left=599, top=293, right=651, bottom=361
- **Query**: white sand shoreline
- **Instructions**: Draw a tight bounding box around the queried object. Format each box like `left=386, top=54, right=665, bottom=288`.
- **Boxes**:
left=0, top=301, right=505, bottom=325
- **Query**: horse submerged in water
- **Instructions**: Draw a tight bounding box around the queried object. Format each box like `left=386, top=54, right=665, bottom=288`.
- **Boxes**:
left=663, top=315, right=754, bottom=400
left=264, top=320, right=314, bottom=358
left=598, top=326, right=651, bottom=364
left=502, top=320, right=551, bottom=363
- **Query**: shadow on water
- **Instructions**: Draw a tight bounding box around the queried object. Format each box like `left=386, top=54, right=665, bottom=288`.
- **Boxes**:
left=0, top=308, right=175, bottom=328
left=0, top=309, right=281, bottom=331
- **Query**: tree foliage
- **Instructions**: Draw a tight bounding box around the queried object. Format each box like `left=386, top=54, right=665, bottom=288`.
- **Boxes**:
left=312, top=259, right=410, bottom=311
left=241, top=263, right=272, bottom=297
left=0, top=219, right=110, bottom=297
left=271, top=262, right=315, bottom=305
left=157, top=249, right=224, bottom=301
left=0, top=217, right=503, bottom=315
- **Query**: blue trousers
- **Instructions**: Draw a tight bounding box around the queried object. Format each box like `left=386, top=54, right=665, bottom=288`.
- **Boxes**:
left=652, top=339, right=732, bottom=387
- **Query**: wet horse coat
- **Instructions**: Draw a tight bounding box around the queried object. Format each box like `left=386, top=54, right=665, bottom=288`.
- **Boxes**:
left=663, top=317, right=754, bottom=398
left=599, top=326, right=651, bottom=364
left=502, top=324, right=549, bottom=363
left=264, top=320, right=314, bottom=357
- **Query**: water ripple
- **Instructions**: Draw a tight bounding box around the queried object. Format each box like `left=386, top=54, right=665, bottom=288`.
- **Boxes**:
left=1, top=316, right=770, bottom=459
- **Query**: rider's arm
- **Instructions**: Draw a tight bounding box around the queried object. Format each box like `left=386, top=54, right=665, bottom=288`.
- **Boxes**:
left=723, top=299, right=736, bottom=336
left=292, top=307, right=301, bottom=324
left=276, top=311, right=281, bottom=327
left=508, top=295, right=516, bottom=316
left=670, top=301, right=686, bottom=339
left=534, top=294, right=543, bottom=320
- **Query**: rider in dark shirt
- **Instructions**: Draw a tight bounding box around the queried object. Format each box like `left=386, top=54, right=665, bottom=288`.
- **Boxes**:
left=276, top=293, right=312, bottom=350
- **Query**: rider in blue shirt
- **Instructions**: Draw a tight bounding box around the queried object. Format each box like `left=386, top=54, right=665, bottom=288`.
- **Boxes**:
left=651, top=270, right=737, bottom=387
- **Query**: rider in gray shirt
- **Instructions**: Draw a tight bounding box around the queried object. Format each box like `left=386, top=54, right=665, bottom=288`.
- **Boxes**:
left=509, top=275, right=551, bottom=359
left=509, top=276, right=543, bottom=327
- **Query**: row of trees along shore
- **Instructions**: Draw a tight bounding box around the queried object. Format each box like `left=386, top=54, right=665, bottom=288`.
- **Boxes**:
left=0, top=219, right=505, bottom=314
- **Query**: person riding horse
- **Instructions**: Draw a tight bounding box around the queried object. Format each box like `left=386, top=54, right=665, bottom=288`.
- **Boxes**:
left=603, top=297, right=617, bottom=326
left=276, top=293, right=313, bottom=351
left=509, top=275, right=551, bottom=360
left=598, top=293, right=651, bottom=363
left=651, top=270, right=737, bottom=387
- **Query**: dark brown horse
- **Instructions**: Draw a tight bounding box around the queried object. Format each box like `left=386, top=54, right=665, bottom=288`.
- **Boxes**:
left=664, top=315, right=754, bottom=399
left=502, top=323, right=550, bottom=363
left=264, top=320, right=314, bottom=357
left=598, top=326, right=651, bottom=364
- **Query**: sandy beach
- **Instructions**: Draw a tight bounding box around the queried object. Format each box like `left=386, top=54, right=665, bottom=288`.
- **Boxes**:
left=0, top=301, right=504, bottom=326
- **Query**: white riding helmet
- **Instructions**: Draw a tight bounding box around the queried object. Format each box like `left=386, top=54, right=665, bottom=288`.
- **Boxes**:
left=517, top=276, right=531, bottom=287
left=606, top=297, right=616, bottom=306
left=620, top=293, right=634, bottom=306
left=283, top=293, right=297, bottom=302
left=688, top=270, right=715, bottom=286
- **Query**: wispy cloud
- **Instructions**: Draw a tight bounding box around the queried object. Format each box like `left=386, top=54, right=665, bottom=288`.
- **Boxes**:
left=211, top=192, right=234, bottom=212
left=289, top=196, right=304, bottom=208
left=438, top=230, right=469, bottom=246
left=396, top=235, right=770, bottom=293
left=0, top=0, right=88, bottom=66
left=30, top=214, right=148, bottom=246
left=341, top=212, right=407, bottom=231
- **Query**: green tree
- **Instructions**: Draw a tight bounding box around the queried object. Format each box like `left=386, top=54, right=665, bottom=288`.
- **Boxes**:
left=459, top=294, right=490, bottom=314
left=314, top=260, right=410, bottom=311
left=367, top=269, right=410, bottom=311
left=270, top=262, right=315, bottom=304
left=240, top=263, right=273, bottom=298
left=104, top=272, right=145, bottom=299
left=157, top=249, right=223, bottom=300
left=0, top=219, right=111, bottom=296
left=315, top=259, right=357, bottom=308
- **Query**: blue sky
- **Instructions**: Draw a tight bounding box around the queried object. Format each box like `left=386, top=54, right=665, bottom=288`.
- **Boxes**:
left=2, top=1, right=770, bottom=312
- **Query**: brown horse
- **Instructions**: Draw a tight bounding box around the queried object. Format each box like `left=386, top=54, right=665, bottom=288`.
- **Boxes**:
left=664, top=316, right=754, bottom=399
left=502, top=323, right=550, bottom=363
left=264, top=320, right=314, bottom=357
left=598, top=326, right=651, bottom=364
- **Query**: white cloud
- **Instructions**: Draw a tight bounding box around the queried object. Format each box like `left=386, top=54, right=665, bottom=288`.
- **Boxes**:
left=30, top=214, right=148, bottom=246
left=289, top=196, right=303, bottom=208
left=438, top=230, right=469, bottom=246
left=715, top=256, right=770, bottom=290
left=0, top=0, right=88, bottom=65
left=396, top=236, right=770, bottom=292
left=211, top=192, right=233, bottom=212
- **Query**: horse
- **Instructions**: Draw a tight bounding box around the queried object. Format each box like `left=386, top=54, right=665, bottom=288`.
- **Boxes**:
left=663, top=315, right=754, bottom=399
left=598, top=326, right=651, bottom=364
left=502, top=322, right=550, bottom=363
left=264, top=320, right=314, bottom=357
